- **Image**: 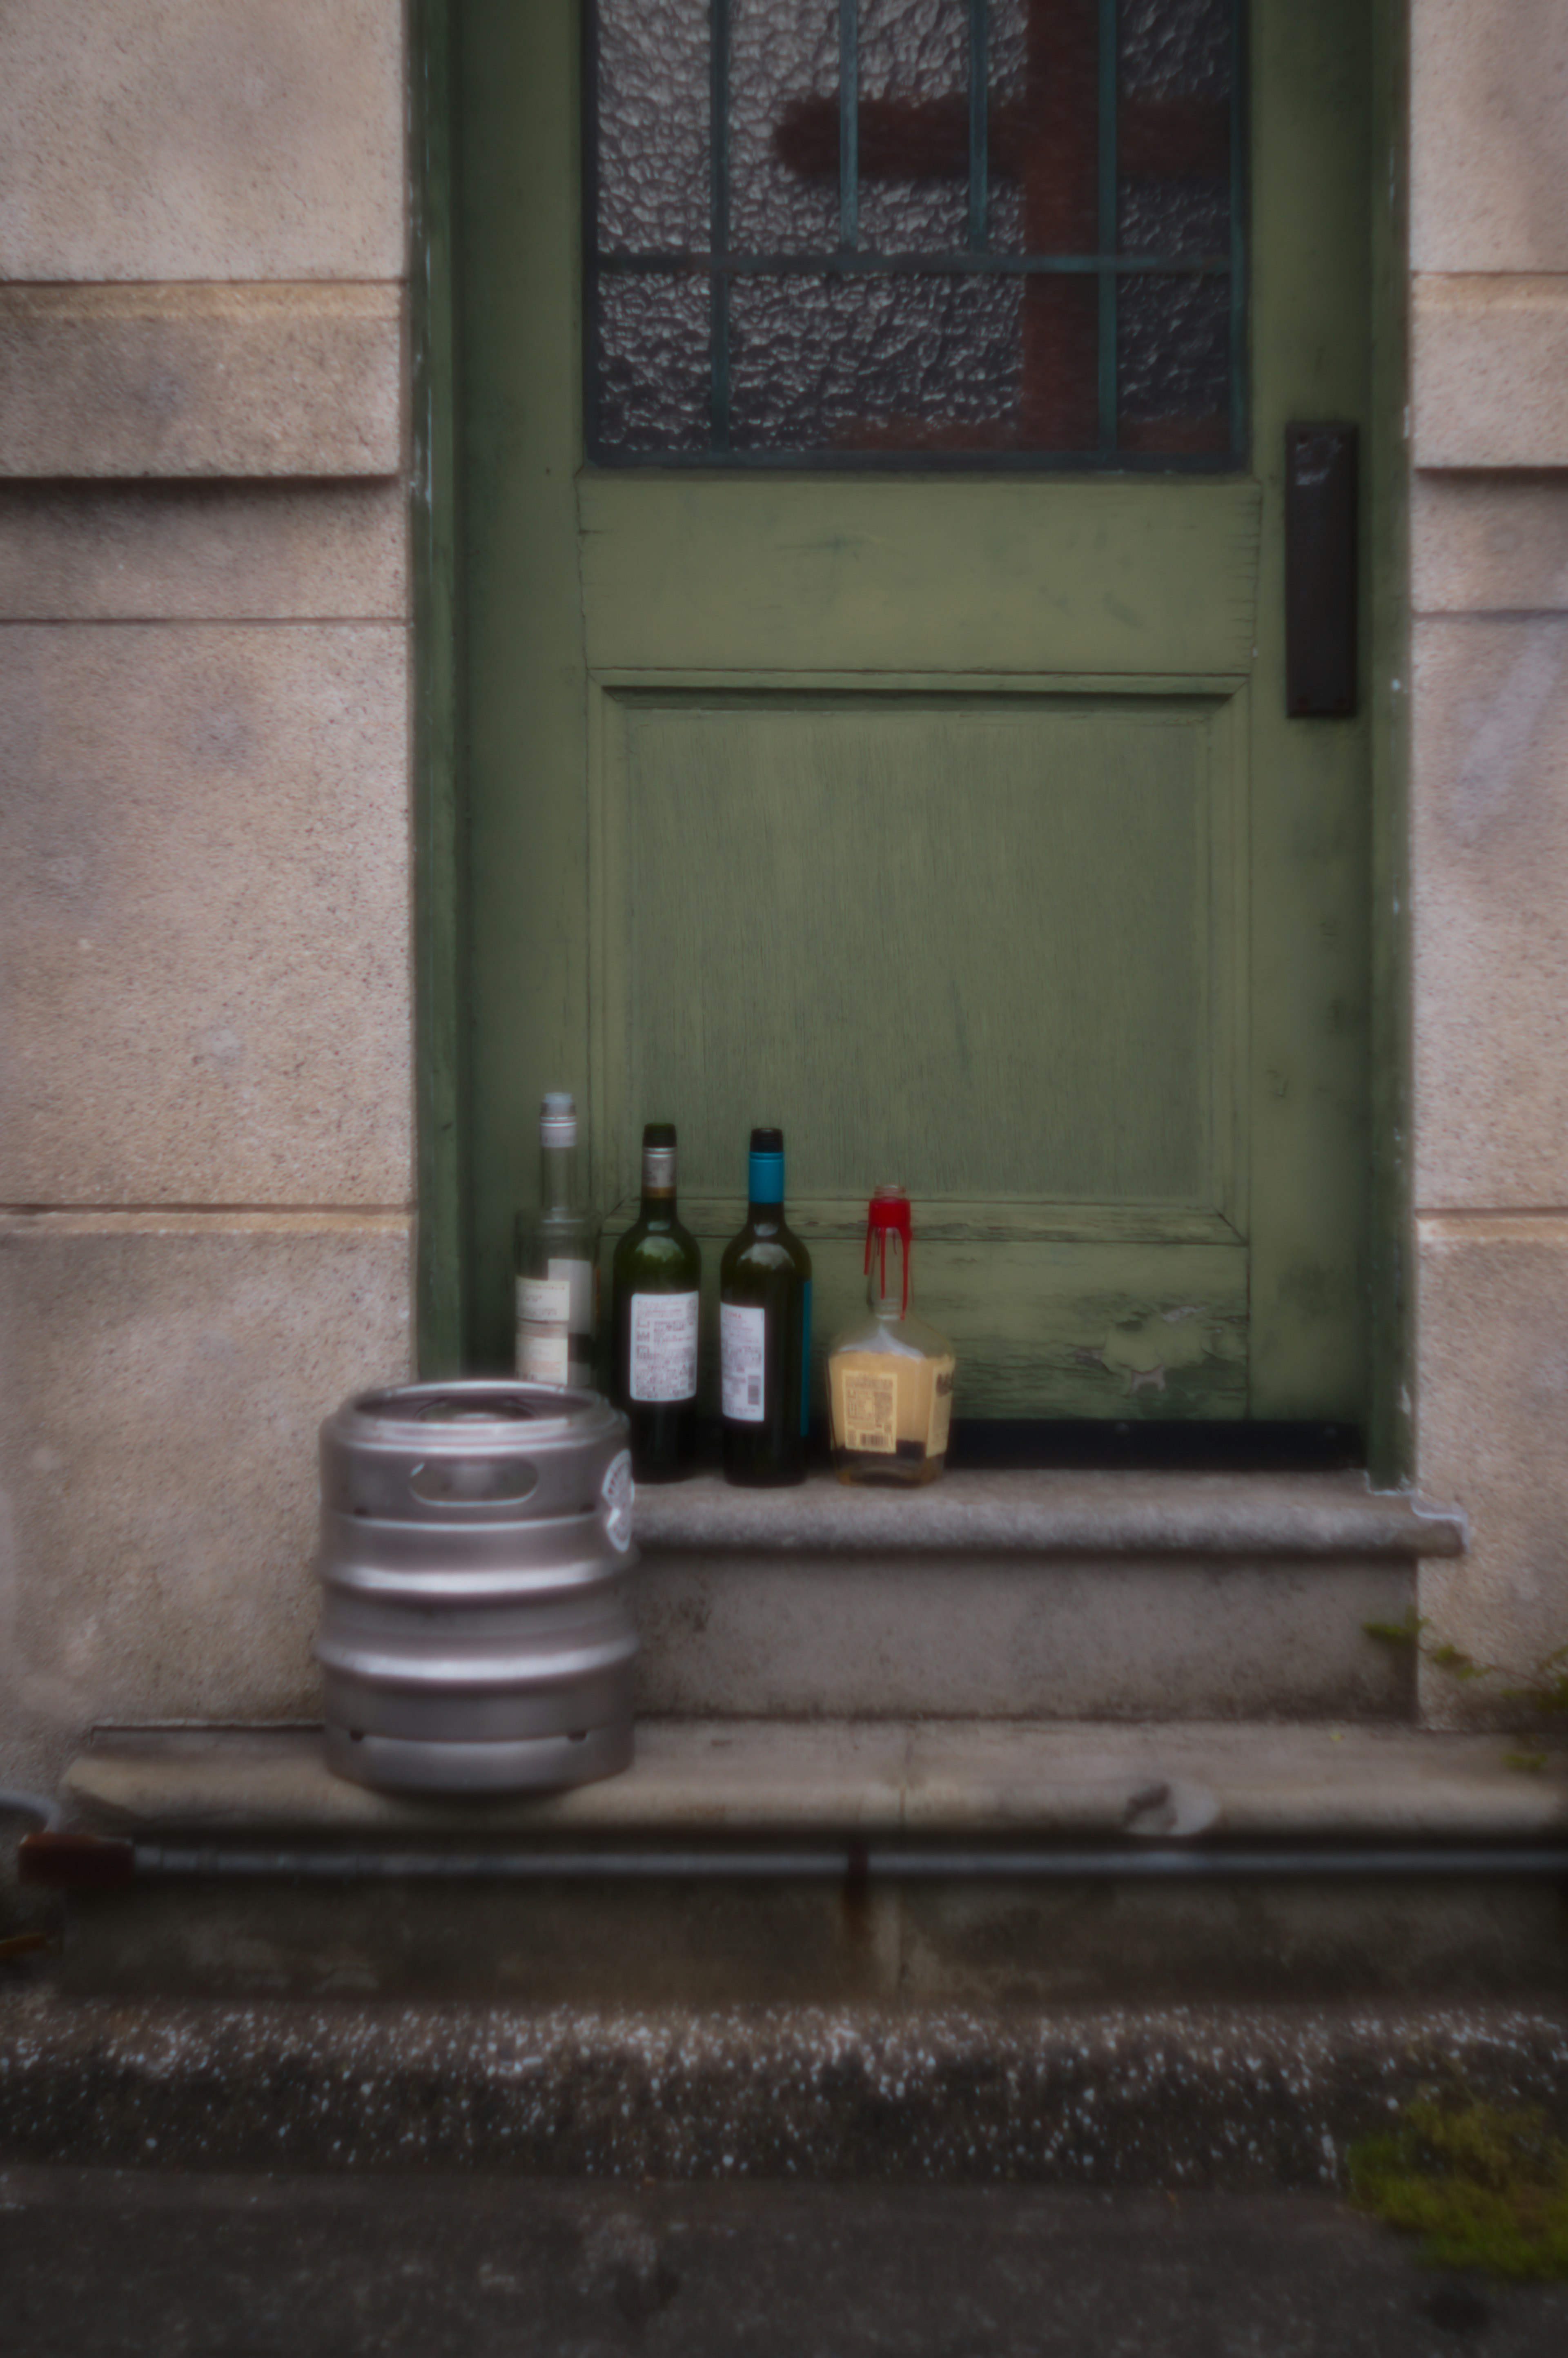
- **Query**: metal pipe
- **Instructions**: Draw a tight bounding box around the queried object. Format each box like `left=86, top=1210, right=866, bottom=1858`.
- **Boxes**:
left=124, top=1843, right=1568, bottom=1883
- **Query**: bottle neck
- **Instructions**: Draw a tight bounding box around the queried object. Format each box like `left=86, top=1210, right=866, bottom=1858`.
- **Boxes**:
left=640, top=1141, right=677, bottom=1222
left=747, top=1144, right=785, bottom=1230
left=539, top=1138, right=578, bottom=1215
left=866, top=1225, right=909, bottom=1318
left=747, top=1178, right=784, bottom=1231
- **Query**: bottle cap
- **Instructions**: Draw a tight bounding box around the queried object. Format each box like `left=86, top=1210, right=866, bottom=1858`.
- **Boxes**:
left=540, top=1092, right=577, bottom=1148
left=865, top=1184, right=912, bottom=1314
left=748, top=1126, right=785, bottom=1206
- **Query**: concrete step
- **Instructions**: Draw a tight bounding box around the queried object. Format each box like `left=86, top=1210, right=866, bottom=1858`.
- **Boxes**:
left=9, top=2167, right=1568, bottom=2357
left=35, top=1717, right=1568, bottom=2004
left=4, top=1983, right=1568, bottom=2191
left=632, top=1471, right=1465, bottom=1719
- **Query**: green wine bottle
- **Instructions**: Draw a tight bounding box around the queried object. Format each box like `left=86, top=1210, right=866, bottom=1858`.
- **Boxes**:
left=720, top=1127, right=813, bottom=1488
left=612, top=1122, right=702, bottom=1482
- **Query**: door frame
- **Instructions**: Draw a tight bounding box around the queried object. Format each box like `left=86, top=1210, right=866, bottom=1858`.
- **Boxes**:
left=409, top=0, right=1413, bottom=1479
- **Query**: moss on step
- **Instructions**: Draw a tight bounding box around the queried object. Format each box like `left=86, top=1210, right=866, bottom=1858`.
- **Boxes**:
left=1348, top=2089, right=1568, bottom=2278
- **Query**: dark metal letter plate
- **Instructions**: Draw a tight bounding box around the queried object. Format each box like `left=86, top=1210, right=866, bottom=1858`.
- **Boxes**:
left=1285, top=422, right=1358, bottom=718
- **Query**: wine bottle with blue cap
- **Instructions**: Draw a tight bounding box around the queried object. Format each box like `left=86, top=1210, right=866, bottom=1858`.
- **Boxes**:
left=719, top=1127, right=813, bottom=1486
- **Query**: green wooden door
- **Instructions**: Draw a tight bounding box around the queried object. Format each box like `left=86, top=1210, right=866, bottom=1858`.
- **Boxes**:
left=455, top=0, right=1372, bottom=1429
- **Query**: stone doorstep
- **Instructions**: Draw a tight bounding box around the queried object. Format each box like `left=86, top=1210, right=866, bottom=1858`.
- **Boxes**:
left=633, top=1469, right=1467, bottom=1557
left=61, top=1716, right=1566, bottom=1848
left=633, top=1470, right=1461, bottom=1720
left=54, top=1476, right=1481, bottom=1845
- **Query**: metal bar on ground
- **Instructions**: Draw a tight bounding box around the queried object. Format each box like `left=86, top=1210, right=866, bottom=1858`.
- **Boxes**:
left=117, top=1845, right=1568, bottom=1883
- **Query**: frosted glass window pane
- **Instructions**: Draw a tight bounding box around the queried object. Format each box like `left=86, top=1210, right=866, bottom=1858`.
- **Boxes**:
left=594, top=276, right=711, bottom=455
left=586, top=1, right=1243, bottom=467
left=1019, top=274, right=1100, bottom=449
left=1117, top=0, right=1231, bottom=261
left=731, top=274, right=1023, bottom=451
left=1120, top=0, right=1232, bottom=105
left=998, top=0, right=1101, bottom=257
left=731, top=0, right=840, bottom=254
left=595, top=0, right=710, bottom=252
left=986, top=0, right=1028, bottom=253
left=856, top=0, right=971, bottom=253
left=1118, top=176, right=1229, bottom=263
left=1117, top=273, right=1230, bottom=452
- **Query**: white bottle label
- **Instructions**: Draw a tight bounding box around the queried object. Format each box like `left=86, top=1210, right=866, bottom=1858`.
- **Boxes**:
left=519, top=1275, right=570, bottom=1326
left=517, top=1273, right=571, bottom=1386
left=630, top=1291, right=699, bottom=1404
left=519, top=1328, right=569, bottom=1385
left=721, top=1301, right=766, bottom=1423
left=549, top=1255, right=595, bottom=1335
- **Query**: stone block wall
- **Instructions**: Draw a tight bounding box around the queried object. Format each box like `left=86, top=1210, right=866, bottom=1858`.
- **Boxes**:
left=1411, top=0, right=1568, bottom=1714
left=0, top=2, right=412, bottom=1796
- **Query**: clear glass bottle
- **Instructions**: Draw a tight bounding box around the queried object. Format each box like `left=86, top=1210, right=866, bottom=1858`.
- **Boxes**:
left=514, top=1092, right=601, bottom=1389
left=612, top=1121, right=702, bottom=1482
left=828, top=1186, right=956, bottom=1486
left=720, top=1126, right=813, bottom=1487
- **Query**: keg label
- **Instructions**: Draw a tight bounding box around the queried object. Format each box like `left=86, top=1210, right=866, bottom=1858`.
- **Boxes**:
left=721, top=1301, right=766, bottom=1422
left=629, top=1290, right=699, bottom=1403
left=601, top=1448, right=635, bottom=1552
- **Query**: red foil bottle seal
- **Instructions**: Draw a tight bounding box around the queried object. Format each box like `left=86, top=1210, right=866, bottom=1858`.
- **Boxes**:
left=864, top=1184, right=912, bottom=1316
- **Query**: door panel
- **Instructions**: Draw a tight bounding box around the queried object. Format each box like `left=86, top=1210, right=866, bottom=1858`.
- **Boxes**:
left=458, top=0, right=1372, bottom=1426
left=579, top=477, right=1262, bottom=673
left=599, top=689, right=1235, bottom=1206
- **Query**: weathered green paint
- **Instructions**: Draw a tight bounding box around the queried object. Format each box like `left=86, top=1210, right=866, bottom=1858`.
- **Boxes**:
left=595, top=1210, right=1245, bottom=1425
left=795, top=1237, right=1249, bottom=1424
left=410, top=0, right=465, bottom=1378
left=453, top=0, right=1377, bottom=1424
left=459, top=1, right=590, bottom=1371
left=578, top=476, right=1263, bottom=676
left=1239, top=0, right=1372, bottom=1422
left=1365, top=0, right=1413, bottom=1485
left=592, top=686, right=1243, bottom=1268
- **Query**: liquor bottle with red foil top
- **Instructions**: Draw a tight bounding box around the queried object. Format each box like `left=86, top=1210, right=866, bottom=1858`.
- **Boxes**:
left=827, top=1186, right=956, bottom=1486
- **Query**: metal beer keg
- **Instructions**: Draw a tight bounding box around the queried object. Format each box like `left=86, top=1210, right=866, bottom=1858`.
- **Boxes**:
left=314, top=1380, right=637, bottom=1794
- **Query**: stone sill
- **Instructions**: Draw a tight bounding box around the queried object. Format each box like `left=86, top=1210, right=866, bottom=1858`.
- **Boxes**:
left=63, top=1717, right=1560, bottom=1847
left=634, top=1470, right=1466, bottom=1559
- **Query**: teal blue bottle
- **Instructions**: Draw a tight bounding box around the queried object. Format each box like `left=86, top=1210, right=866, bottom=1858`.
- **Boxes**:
left=719, top=1128, right=813, bottom=1487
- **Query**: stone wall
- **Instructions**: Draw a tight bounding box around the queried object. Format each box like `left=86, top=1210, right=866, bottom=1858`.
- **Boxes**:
left=0, top=2, right=413, bottom=1796
left=1410, top=0, right=1568, bottom=1714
